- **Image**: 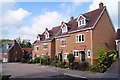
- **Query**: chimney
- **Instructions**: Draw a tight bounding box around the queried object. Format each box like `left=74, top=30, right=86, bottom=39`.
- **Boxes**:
left=70, top=16, right=74, bottom=21
left=99, top=2, right=104, bottom=9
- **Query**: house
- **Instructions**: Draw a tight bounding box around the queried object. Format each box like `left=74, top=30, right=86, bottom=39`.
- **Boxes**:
left=0, top=40, right=23, bottom=62
left=55, top=2, right=115, bottom=65
left=33, top=2, right=116, bottom=65
left=33, top=27, right=60, bottom=60
left=22, top=48, right=33, bottom=61
left=116, top=29, right=120, bottom=58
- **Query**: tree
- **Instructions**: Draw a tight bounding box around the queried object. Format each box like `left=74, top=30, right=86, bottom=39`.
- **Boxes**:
left=20, top=39, right=32, bottom=48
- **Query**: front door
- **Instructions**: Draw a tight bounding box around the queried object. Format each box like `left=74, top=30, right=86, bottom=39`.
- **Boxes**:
left=81, top=51, right=85, bottom=62
left=58, top=53, right=62, bottom=62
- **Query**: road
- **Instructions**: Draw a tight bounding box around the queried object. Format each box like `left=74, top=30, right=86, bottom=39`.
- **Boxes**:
left=2, top=63, right=63, bottom=78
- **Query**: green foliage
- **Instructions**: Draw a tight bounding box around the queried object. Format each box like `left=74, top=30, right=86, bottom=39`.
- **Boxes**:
left=41, top=55, right=50, bottom=65
left=71, top=62, right=89, bottom=71
left=67, top=54, right=75, bottom=63
left=32, top=57, right=40, bottom=63
left=21, top=58, right=27, bottom=63
left=20, top=39, right=32, bottom=48
left=95, top=48, right=108, bottom=72
left=91, top=48, right=117, bottom=73
left=50, top=56, right=61, bottom=67
left=67, top=54, right=75, bottom=68
left=0, top=39, right=13, bottom=43
left=59, top=62, right=69, bottom=68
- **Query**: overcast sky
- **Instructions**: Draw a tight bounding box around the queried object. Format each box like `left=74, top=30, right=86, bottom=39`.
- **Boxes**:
left=1, top=0, right=119, bottom=43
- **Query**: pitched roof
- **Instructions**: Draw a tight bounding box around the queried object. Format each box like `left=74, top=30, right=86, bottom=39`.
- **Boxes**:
left=0, top=41, right=14, bottom=53
left=57, top=7, right=105, bottom=36
left=116, top=29, right=120, bottom=40
left=39, top=26, right=61, bottom=41
left=35, top=6, right=106, bottom=42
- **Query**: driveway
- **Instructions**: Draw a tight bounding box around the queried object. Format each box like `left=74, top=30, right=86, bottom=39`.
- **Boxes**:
left=2, top=63, right=62, bottom=78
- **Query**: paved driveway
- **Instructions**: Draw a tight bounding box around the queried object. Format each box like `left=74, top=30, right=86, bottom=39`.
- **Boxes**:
left=2, top=63, right=62, bottom=78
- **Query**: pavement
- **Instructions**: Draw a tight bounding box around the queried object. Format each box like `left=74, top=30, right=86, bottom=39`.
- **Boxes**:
left=1, top=61, right=120, bottom=79
left=2, top=63, right=62, bottom=78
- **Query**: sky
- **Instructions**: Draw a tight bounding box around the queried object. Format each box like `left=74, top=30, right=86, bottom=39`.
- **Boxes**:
left=1, top=0, right=119, bottom=43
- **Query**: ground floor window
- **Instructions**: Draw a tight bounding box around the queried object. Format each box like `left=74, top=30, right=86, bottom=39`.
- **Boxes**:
left=87, top=50, right=91, bottom=58
left=64, top=53, right=69, bottom=59
left=73, top=50, right=80, bottom=57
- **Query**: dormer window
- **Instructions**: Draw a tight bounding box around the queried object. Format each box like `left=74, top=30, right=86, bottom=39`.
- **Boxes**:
left=61, top=22, right=68, bottom=33
left=45, top=33, right=49, bottom=39
left=77, top=15, right=86, bottom=27
left=44, top=28, right=49, bottom=39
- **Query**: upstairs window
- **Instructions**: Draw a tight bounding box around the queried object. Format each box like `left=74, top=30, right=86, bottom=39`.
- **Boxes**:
left=43, top=44, right=48, bottom=50
left=45, top=34, right=49, bottom=39
left=35, top=46, right=39, bottom=51
left=77, top=15, right=86, bottom=27
left=61, top=23, right=68, bottom=33
left=76, top=34, right=85, bottom=43
left=44, top=29, right=49, bottom=39
left=60, top=39, right=66, bottom=47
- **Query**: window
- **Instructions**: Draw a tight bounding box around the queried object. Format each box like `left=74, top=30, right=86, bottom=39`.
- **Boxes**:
left=45, top=34, right=49, bottom=39
left=78, top=19, right=86, bottom=26
left=35, top=46, right=39, bottom=51
left=43, top=44, right=48, bottom=50
left=61, top=24, right=68, bottom=33
left=6, top=44, right=9, bottom=49
left=60, top=39, right=66, bottom=47
left=64, top=53, right=69, bottom=59
left=77, top=15, right=86, bottom=27
left=87, top=50, right=90, bottom=58
left=73, top=50, right=80, bottom=57
left=76, top=34, right=85, bottom=43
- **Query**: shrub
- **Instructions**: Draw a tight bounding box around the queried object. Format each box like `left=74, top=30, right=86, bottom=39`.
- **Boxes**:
left=50, top=56, right=61, bottom=67
left=41, top=55, right=50, bottom=65
left=59, top=61, right=69, bottom=68
left=71, top=62, right=89, bottom=71
left=67, top=54, right=75, bottom=68
left=32, top=57, right=40, bottom=63
left=95, top=48, right=108, bottom=72
left=92, top=48, right=117, bottom=73
left=21, top=58, right=27, bottom=63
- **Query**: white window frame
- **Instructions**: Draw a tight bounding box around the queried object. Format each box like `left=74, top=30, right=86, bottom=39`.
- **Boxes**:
left=87, top=50, right=91, bottom=58
left=73, top=50, right=79, bottom=57
left=43, top=44, right=48, bottom=50
left=61, top=23, right=68, bottom=33
left=35, top=46, right=39, bottom=51
left=64, top=53, right=69, bottom=59
left=60, top=39, right=66, bottom=47
left=45, top=33, right=49, bottom=39
left=77, top=15, right=86, bottom=27
left=76, top=34, right=85, bottom=43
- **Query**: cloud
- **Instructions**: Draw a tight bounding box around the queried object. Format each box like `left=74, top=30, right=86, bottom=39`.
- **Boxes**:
left=2, top=8, right=31, bottom=28
left=18, top=11, right=65, bottom=42
left=89, top=0, right=119, bottom=30
left=1, top=8, right=31, bottom=39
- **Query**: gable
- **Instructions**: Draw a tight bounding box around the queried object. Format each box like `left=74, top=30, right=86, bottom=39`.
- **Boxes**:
left=61, top=22, right=68, bottom=33
left=77, top=15, right=86, bottom=21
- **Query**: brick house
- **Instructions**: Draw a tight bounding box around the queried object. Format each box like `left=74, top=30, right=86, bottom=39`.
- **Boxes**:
left=116, top=29, right=120, bottom=58
left=0, top=40, right=23, bottom=62
left=33, top=2, right=116, bottom=65
left=33, top=27, right=60, bottom=60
